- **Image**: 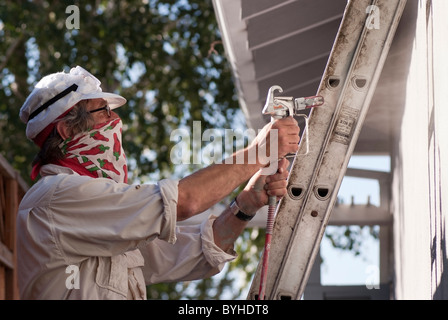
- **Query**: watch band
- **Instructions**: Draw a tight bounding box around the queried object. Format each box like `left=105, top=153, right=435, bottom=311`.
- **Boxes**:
left=229, top=198, right=255, bottom=221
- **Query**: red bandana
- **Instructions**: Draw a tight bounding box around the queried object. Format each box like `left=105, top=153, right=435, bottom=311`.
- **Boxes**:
left=48, top=118, right=128, bottom=183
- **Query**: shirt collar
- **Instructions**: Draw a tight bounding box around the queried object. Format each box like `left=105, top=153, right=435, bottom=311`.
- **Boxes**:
left=39, top=163, right=79, bottom=177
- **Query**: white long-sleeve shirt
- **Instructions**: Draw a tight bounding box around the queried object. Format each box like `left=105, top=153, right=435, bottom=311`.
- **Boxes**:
left=17, top=164, right=236, bottom=299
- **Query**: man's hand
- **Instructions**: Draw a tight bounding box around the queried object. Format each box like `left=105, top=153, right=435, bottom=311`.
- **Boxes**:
left=212, top=158, right=290, bottom=253
left=236, top=158, right=290, bottom=215
left=250, top=117, right=300, bottom=167
left=196, top=149, right=292, bottom=253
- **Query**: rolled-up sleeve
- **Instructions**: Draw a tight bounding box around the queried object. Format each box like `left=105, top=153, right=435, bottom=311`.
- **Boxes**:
left=140, top=215, right=237, bottom=284
left=157, top=179, right=178, bottom=245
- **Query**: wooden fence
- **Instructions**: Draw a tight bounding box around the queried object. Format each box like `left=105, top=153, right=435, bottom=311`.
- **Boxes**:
left=0, top=154, right=28, bottom=300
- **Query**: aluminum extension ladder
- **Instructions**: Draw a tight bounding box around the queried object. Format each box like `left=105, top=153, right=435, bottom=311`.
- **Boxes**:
left=248, top=0, right=407, bottom=300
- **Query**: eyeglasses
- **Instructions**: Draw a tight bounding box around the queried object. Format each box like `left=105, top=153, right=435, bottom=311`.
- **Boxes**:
left=89, top=105, right=111, bottom=117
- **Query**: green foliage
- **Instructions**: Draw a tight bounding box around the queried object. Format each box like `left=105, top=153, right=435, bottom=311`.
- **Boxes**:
left=324, top=225, right=379, bottom=258
left=0, top=0, right=263, bottom=300
left=0, top=0, right=239, bottom=184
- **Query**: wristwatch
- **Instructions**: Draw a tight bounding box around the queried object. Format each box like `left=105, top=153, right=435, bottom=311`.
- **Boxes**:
left=229, top=198, right=255, bottom=221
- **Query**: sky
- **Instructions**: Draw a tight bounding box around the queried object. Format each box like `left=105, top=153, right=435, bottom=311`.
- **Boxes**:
left=320, top=155, right=390, bottom=286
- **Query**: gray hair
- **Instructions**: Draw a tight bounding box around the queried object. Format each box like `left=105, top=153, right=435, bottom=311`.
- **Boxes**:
left=32, top=100, right=95, bottom=167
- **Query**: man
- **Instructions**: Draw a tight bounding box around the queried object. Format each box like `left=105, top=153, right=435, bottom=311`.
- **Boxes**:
left=17, top=66, right=300, bottom=299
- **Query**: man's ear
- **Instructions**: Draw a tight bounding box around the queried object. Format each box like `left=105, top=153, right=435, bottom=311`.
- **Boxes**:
left=55, top=121, right=70, bottom=140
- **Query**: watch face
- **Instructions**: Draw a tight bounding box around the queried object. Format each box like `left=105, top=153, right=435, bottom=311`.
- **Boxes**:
left=230, top=198, right=254, bottom=221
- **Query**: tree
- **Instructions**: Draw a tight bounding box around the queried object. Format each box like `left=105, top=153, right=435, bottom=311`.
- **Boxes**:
left=0, top=0, right=240, bottom=183
left=0, top=0, right=260, bottom=299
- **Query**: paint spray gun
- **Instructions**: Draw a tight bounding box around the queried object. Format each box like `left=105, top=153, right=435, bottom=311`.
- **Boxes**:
left=258, top=85, right=324, bottom=300
left=262, top=85, right=324, bottom=155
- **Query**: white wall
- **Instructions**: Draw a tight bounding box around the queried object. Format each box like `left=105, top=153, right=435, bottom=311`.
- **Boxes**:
left=392, top=0, right=448, bottom=300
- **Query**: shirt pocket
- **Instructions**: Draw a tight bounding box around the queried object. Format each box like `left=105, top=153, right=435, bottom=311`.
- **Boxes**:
left=95, top=255, right=129, bottom=298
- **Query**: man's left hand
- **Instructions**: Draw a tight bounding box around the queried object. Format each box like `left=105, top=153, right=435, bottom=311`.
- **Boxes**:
left=236, top=158, right=290, bottom=215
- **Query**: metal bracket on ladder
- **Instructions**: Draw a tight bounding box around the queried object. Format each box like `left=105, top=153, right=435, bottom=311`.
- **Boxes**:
left=248, top=0, right=407, bottom=300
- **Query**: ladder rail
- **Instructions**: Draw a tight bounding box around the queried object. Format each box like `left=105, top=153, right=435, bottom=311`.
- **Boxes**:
left=280, top=0, right=407, bottom=299
left=248, top=0, right=407, bottom=300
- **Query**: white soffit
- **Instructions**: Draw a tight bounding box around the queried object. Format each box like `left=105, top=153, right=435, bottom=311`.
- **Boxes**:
left=213, top=0, right=416, bottom=155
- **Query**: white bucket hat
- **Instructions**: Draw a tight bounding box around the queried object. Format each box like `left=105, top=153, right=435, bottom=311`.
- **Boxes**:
left=20, top=66, right=126, bottom=142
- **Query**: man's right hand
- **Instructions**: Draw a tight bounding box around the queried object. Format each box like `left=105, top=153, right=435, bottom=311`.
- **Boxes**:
left=250, top=117, right=300, bottom=173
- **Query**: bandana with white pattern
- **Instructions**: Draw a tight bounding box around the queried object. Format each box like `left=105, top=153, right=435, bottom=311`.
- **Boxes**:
left=58, top=118, right=128, bottom=183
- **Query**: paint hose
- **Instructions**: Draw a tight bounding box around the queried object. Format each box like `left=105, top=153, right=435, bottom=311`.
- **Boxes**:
left=258, top=195, right=276, bottom=300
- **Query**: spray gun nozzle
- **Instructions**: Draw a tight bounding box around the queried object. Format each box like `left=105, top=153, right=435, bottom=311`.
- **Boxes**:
left=295, top=96, right=325, bottom=111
